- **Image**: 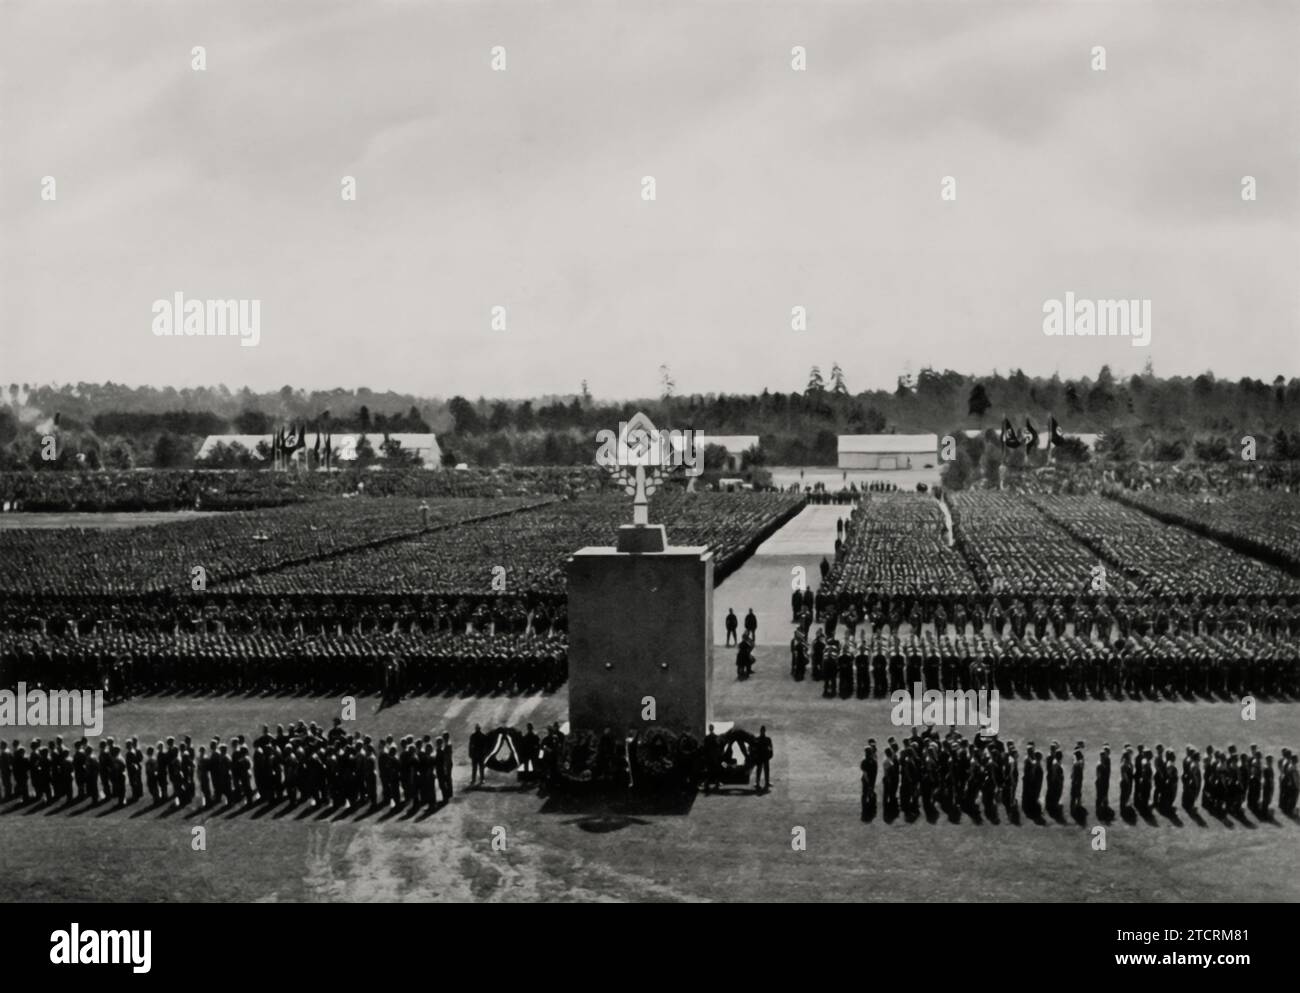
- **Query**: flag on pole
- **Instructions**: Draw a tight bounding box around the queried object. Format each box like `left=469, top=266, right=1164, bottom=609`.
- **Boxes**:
left=1047, top=414, right=1066, bottom=463
left=1024, top=419, right=1040, bottom=451
left=296, top=424, right=308, bottom=470
left=1049, top=414, right=1067, bottom=447
left=1001, top=416, right=1021, bottom=449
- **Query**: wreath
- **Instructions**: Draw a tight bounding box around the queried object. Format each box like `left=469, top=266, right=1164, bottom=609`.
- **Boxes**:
left=547, top=729, right=712, bottom=792
left=556, top=729, right=598, bottom=785
left=719, top=728, right=759, bottom=771
left=481, top=726, right=528, bottom=773
left=632, top=727, right=679, bottom=782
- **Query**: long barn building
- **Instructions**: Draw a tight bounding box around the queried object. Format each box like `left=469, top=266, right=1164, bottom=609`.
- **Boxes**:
left=837, top=434, right=938, bottom=470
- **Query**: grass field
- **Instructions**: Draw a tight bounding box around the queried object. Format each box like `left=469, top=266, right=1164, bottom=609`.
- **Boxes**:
left=3, top=645, right=1296, bottom=903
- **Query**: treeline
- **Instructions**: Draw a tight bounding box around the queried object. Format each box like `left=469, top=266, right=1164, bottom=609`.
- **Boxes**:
left=437, top=364, right=1300, bottom=468
left=4, top=364, right=1299, bottom=471
left=0, top=403, right=432, bottom=472
left=91, top=411, right=227, bottom=437
left=939, top=426, right=1300, bottom=492
left=3, top=383, right=447, bottom=432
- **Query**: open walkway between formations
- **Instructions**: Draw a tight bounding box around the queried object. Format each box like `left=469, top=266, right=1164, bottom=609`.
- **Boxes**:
left=713, top=504, right=845, bottom=646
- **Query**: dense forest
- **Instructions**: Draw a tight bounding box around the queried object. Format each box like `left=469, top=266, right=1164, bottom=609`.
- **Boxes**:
left=2, top=363, right=1297, bottom=471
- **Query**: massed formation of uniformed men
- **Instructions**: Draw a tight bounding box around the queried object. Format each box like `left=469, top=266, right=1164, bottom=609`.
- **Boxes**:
left=854, top=728, right=1298, bottom=823
left=0, top=721, right=481, bottom=814
left=790, top=627, right=1299, bottom=701
left=0, top=628, right=569, bottom=699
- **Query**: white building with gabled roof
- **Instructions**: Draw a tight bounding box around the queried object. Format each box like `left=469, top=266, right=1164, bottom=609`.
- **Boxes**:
left=837, top=434, right=938, bottom=470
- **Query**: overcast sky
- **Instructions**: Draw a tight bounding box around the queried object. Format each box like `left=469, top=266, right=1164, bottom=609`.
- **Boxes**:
left=3, top=0, right=1297, bottom=400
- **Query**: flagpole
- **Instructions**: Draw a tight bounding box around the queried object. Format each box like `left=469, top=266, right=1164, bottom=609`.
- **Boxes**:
left=999, top=415, right=1006, bottom=491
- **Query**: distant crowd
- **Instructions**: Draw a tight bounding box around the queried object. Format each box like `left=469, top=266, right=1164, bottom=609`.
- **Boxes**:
left=0, top=466, right=611, bottom=513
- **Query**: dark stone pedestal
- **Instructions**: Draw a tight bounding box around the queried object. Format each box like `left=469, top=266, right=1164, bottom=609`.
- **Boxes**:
left=566, top=544, right=713, bottom=737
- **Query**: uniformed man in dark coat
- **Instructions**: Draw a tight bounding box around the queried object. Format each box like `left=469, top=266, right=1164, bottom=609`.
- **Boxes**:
left=753, top=726, right=772, bottom=793
left=234, top=746, right=254, bottom=805
left=110, top=746, right=128, bottom=807
left=1159, top=751, right=1180, bottom=812
left=979, top=753, right=998, bottom=817
left=1069, top=750, right=1085, bottom=815
left=789, top=632, right=805, bottom=680
left=882, top=747, right=899, bottom=811
left=1135, top=748, right=1153, bottom=812
left=1180, top=747, right=1199, bottom=811
left=1094, top=744, right=1111, bottom=814
left=126, top=739, right=143, bottom=802
left=418, top=743, right=436, bottom=807
left=72, top=742, right=88, bottom=801
left=1119, top=745, right=1134, bottom=812
left=214, top=744, right=233, bottom=806
left=361, top=745, right=378, bottom=808
left=854, top=640, right=871, bottom=698
left=98, top=741, right=113, bottom=801
left=1003, top=742, right=1020, bottom=812
left=378, top=745, right=397, bottom=806
left=1045, top=753, right=1065, bottom=817
left=437, top=732, right=454, bottom=802
left=197, top=746, right=213, bottom=808
left=737, top=639, right=756, bottom=680
left=703, top=725, right=722, bottom=794
left=860, top=741, right=878, bottom=819
left=521, top=723, right=540, bottom=777
left=1261, top=755, right=1275, bottom=816
left=13, top=744, right=30, bottom=803
left=85, top=746, right=101, bottom=805
left=469, top=724, right=488, bottom=786
left=399, top=739, right=416, bottom=805
left=1023, top=749, right=1043, bottom=816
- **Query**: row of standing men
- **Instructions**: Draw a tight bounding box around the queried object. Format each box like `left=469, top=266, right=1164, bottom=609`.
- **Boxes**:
left=858, top=728, right=1300, bottom=822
